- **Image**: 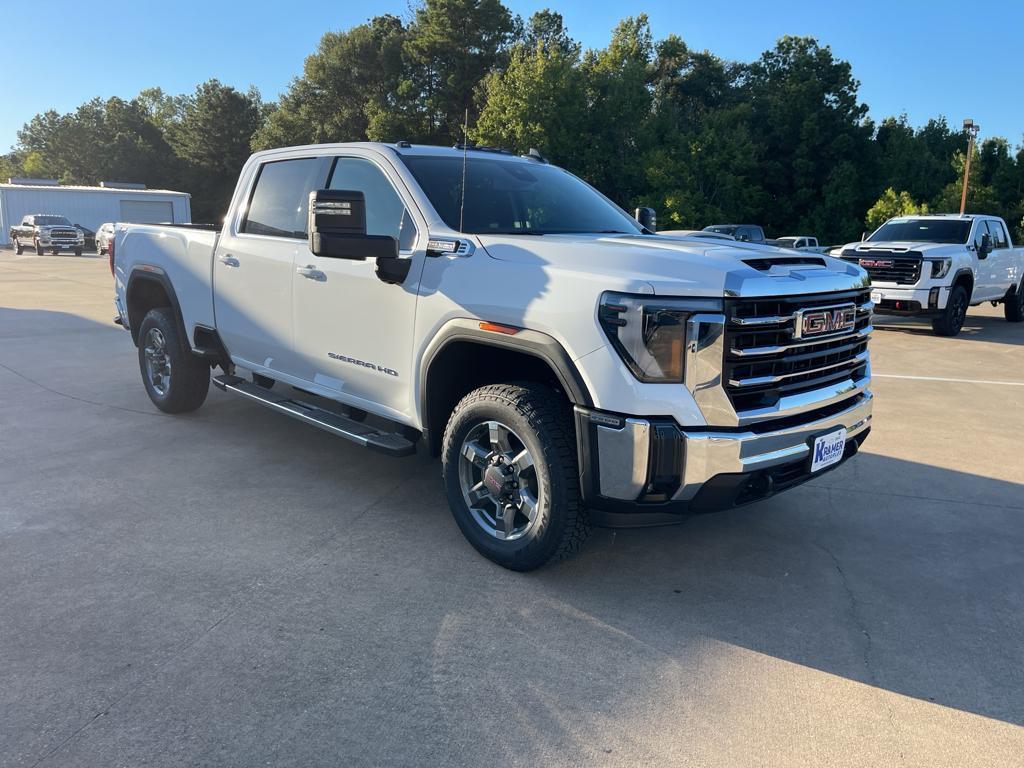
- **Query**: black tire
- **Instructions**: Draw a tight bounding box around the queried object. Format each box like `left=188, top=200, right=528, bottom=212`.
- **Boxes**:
left=34, top=239, right=43, bottom=254
left=13, top=238, right=23, bottom=255
left=442, top=382, right=589, bottom=571
left=137, top=307, right=210, bottom=413
left=932, top=284, right=969, bottom=337
left=1004, top=282, right=1024, bottom=323
left=74, top=248, right=83, bottom=257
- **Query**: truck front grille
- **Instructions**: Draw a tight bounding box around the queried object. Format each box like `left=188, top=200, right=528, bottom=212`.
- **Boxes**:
left=723, top=289, right=872, bottom=413
left=50, top=230, right=79, bottom=239
left=840, top=250, right=922, bottom=284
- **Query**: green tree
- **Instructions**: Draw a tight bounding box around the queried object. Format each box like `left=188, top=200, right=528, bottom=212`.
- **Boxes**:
left=169, top=80, right=263, bottom=221
left=576, top=15, right=654, bottom=206
left=252, top=15, right=406, bottom=150
left=745, top=36, right=875, bottom=242
left=932, top=149, right=999, bottom=215
left=473, top=11, right=586, bottom=165
left=399, top=0, right=518, bottom=144
left=865, top=187, right=930, bottom=230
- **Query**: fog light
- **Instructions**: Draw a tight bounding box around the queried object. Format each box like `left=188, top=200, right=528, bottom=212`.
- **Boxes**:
left=928, top=288, right=940, bottom=309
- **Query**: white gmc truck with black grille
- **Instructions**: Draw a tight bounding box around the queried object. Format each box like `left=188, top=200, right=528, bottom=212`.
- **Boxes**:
left=837, top=214, right=1024, bottom=336
left=112, top=142, right=874, bottom=570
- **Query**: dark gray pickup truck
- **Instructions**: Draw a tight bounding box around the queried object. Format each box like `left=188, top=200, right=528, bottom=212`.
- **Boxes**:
left=10, top=214, right=85, bottom=256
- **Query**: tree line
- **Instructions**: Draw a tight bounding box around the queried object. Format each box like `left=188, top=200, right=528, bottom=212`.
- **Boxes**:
left=3, top=1, right=1022, bottom=243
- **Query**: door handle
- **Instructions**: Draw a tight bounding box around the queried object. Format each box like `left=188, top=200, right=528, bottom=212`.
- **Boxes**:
left=217, top=254, right=240, bottom=267
left=296, top=265, right=326, bottom=281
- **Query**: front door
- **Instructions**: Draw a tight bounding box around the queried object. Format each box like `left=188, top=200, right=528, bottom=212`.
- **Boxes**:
left=213, top=155, right=332, bottom=374
left=291, top=153, right=425, bottom=423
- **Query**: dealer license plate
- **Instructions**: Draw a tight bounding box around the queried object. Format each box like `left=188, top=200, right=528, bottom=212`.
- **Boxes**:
left=810, top=428, right=847, bottom=473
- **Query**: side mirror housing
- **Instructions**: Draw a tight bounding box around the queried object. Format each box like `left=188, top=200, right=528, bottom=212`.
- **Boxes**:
left=634, top=207, right=656, bottom=232
left=978, top=232, right=992, bottom=259
left=308, top=189, right=398, bottom=261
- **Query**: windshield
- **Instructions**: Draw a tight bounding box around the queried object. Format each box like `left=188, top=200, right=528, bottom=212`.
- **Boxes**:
left=869, top=219, right=971, bottom=244
left=399, top=155, right=643, bottom=236
left=704, top=225, right=738, bottom=235
left=34, top=215, right=72, bottom=226
left=776, top=237, right=798, bottom=247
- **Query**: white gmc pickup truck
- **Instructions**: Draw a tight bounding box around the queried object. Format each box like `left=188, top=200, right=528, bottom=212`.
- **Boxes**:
left=112, top=142, right=874, bottom=570
left=836, top=214, right=1024, bottom=336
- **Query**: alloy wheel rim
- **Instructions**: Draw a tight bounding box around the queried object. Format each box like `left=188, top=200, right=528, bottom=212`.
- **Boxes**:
left=458, top=420, right=540, bottom=541
left=953, top=295, right=967, bottom=328
left=143, top=327, right=172, bottom=396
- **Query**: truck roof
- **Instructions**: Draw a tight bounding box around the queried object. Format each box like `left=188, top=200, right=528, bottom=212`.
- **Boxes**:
left=252, top=141, right=546, bottom=165
left=890, top=213, right=996, bottom=221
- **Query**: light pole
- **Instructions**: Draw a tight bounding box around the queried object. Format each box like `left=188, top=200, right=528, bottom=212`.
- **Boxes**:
left=959, top=118, right=980, bottom=215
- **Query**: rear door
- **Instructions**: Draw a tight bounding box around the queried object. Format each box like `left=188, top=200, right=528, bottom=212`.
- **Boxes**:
left=290, top=152, right=424, bottom=421
left=213, top=155, right=332, bottom=375
left=985, top=219, right=1014, bottom=297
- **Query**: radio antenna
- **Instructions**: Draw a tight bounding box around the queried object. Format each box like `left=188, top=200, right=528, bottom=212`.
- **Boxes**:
left=458, top=108, right=469, bottom=233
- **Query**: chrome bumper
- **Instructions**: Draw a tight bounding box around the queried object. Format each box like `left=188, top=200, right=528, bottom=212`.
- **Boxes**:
left=575, top=392, right=872, bottom=520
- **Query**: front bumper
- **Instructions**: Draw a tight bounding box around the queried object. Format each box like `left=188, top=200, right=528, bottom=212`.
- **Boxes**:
left=576, top=392, right=872, bottom=526
left=871, top=284, right=948, bottom=315
left=37, top=238, right=84, bottom=250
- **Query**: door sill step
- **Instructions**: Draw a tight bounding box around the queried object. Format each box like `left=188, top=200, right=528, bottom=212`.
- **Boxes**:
left=212, top=375, right=416, bottom=457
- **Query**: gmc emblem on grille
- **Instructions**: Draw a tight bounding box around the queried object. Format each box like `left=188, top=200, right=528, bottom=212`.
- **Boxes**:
left=794, top=304, right=857, bottom=339
left=859, top=258, right=893, bottom=268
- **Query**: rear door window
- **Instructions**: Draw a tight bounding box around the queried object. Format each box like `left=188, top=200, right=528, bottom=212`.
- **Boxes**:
left=242, top=157, right=331, bottom=239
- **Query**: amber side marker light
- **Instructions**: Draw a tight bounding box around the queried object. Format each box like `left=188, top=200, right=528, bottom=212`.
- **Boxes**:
left=479, top=321, right=520, bottom=335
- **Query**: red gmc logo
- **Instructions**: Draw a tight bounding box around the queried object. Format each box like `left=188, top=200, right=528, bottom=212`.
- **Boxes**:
left=859, top=258, right=893, bottom=268
left=795, top=305, right=857, bottom=339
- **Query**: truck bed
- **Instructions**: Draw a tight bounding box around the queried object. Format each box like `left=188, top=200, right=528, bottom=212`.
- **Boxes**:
left=115, top=223, right=220, bottom=342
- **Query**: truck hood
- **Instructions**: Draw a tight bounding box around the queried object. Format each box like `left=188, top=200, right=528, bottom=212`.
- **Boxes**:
left=839, top=240, right=965, bottom=256
left=477, top=233, right=869, bottom=298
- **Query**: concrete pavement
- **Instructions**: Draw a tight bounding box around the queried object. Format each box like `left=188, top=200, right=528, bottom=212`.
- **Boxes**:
left=1, top=250, right=1022, bottom=767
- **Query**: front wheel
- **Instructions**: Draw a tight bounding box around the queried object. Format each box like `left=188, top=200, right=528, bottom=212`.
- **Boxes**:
left=74, top=248, right=83, bottom=257
left=932, top=284, right=968, bottom=337
left=1004, top=282, right=1024, bottom=323
left=137, top=307, right=210, bottom=413
left=442, top=383, right=589, bottom=571
left=13, top=237, right=23, bottom=255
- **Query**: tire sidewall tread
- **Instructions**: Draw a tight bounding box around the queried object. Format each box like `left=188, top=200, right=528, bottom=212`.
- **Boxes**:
left=137, top=307, right=210, bottom=414
left=442, top=382, right=588, bottom=571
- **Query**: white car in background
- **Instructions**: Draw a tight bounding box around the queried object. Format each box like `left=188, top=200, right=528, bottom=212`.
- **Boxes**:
left=96, top=223, right=116, bottom=255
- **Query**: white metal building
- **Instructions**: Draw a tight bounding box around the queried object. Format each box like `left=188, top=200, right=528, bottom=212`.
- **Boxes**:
left=0, top=182, right=191, bottom=246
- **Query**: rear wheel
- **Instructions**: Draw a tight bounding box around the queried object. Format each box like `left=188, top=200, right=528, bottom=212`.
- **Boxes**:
left=137, top=307, right=210, bottom=413
left=1004, top=282, right=1024, bottom=323
left=932, top=284, right=969, bottom=337
left=442, top=383, right=589, bottom=571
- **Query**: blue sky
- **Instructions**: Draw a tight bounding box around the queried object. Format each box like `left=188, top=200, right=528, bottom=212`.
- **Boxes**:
left=3, top=0, right=1021, bottom=152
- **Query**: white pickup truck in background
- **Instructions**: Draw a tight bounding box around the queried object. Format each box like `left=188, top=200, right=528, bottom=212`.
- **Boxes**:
left=111, top=142, right=875, bottom=570
left=772, top=235, right=829, bottom=253
left=836, top=214, right=1024, bottom=336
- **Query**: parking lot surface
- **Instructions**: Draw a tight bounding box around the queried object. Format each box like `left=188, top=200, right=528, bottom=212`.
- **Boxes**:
left=1, top=249, right=1022, bottom=767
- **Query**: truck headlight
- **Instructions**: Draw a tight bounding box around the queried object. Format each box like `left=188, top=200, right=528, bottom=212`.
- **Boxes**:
left=599, top=292, right=722, bottom=383
left=930, top=259, right=952, bottom=279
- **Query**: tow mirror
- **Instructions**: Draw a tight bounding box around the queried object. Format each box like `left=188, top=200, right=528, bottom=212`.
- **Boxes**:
left=308, top=189, right=410, bottom=285
left=978, top=232, right=992, bottom=259
left=634, top=207, right=657, bottom=232
left=308, top=189, right=398, bottom=261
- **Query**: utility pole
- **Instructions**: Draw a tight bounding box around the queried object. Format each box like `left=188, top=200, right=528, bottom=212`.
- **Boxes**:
left=960, top=118, right=980, bottom=214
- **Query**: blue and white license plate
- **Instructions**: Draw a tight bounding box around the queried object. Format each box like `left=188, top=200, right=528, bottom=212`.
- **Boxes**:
left=810, top=428, right=847, bottom=473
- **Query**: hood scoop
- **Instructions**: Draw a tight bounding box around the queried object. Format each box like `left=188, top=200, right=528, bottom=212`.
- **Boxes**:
left=743, top=256, right=827, bottom=271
